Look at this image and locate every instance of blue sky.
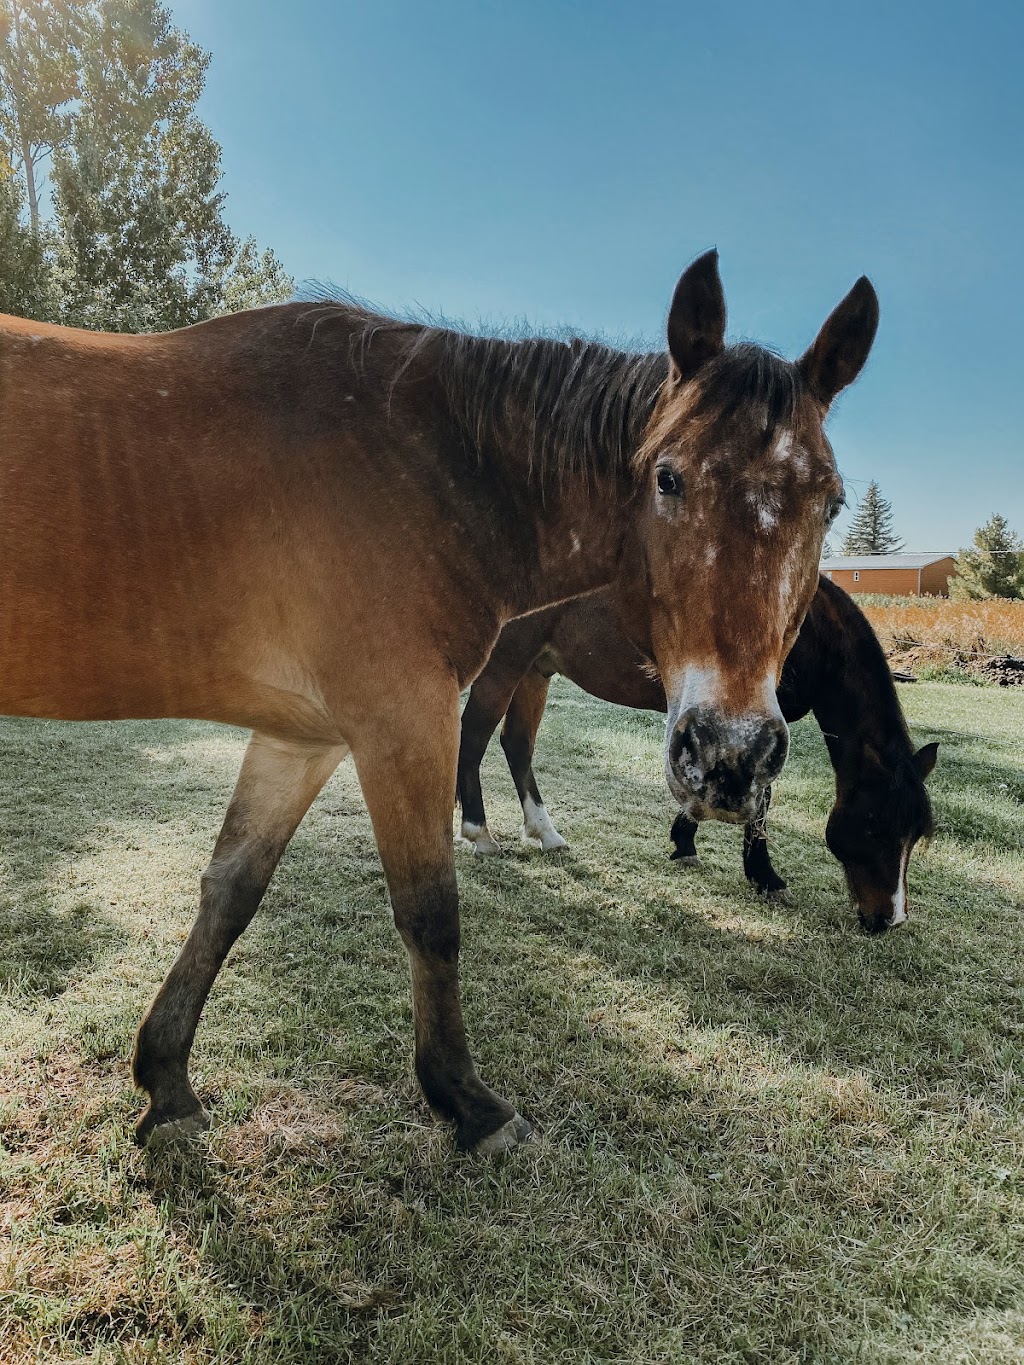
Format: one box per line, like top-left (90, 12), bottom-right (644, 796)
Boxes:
top-left (176, 0), bottom-right (1022, 550)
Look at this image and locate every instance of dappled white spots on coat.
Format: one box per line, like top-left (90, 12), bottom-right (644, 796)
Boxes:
top-left (770, 429), bottom-right (810, 475)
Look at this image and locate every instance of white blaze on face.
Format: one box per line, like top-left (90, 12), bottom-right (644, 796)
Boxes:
top-left (522, 795), bottom-right (568, 852)
top-left (888, 844), bottom-right (911, 927)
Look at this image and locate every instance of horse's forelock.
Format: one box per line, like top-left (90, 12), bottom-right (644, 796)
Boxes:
top-left (632, 343), bottom-right (806, 476)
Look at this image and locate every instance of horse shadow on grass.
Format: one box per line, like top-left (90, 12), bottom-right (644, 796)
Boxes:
top-left (4, 705), bottom-right (1021, 1358)
top-left (132, 799), bottom-right (1024, 1361)
top-left (0, 715), bottom-right (253, 1007)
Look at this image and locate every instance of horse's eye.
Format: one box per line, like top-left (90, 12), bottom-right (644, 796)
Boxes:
top-left (825, 495), bottom-right (845, 525)
top-left (657, 466), bottom-right (683, 497)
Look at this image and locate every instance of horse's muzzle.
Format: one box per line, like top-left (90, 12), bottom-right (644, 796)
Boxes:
top-left (666, 705), bottom-right (789, 822)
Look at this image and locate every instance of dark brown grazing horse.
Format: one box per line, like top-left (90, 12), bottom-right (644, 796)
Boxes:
top-left (458, 577), bottom-right (937, 933)
top-left (0, 252), bottom-right (877, 1153)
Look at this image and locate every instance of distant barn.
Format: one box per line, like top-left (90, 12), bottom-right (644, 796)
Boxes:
top-left (820, 552), bottom-right (957, 597)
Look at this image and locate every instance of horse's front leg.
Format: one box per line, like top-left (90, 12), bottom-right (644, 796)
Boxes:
top-left (356, 687), bottom-right (532, 1154)
top-left (742, 785), bottom-right (788, 899)
top-left (669, 810), bottom-right (701, 863)
top-left (134, 734), bottom-right (347, 1142)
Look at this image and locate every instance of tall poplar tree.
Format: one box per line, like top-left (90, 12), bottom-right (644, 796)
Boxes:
top-left (0, 0), bottom-right (85, 237)
top-left (0, 166), bottom-right (53, 315)
top-left (0, 0), bottom-right (291, 328)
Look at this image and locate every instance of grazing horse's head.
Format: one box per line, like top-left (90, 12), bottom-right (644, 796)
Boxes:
top-left (826, 741), bottom-right (938, 933)
top-left (633, 251), bottom-right (879, 823)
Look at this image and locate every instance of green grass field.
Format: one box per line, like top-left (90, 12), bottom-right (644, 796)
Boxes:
top-left (1, 682), bottom-right (1022, 1363)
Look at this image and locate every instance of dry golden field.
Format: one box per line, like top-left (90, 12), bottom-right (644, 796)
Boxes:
top-left (854, 595), bottom-right (1024, 682)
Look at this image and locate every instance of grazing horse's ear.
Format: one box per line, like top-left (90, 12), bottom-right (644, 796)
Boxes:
top-left (914, 741), bottom-right (939, 779)
top-left (797, 276), bottom-right (880, 410)
top-left (667, 249), bottom-right (727, 384)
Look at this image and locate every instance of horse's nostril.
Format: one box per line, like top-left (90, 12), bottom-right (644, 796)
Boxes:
top-left (671, 709), bottom-right (715, 777)
top-left (857, 910), bottom-right (889, 936)
top-left (764, 722), bottom-right (789, 779)
top-left (669, 726), bottom-right (686, 769)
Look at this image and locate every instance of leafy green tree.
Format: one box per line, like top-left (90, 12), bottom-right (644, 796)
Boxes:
top-left (1, 0), bottom-right (291, 328)
top-left (218, 235), bottom-right (294, 315)
top-left (0, 164), bottom-right (54, 316)
top-left (0, 0), bottom-right (86, 236)
top-left (52, 0), bottom-right (291, 330)
top-left (950, 515), bottom-right (1024, 600)
top-left (840, 481), bottom-right (904, 555)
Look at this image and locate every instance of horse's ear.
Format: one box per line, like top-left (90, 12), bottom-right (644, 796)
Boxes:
top-left (667, 249), bottom-right (727, 384)
top-left (797, 276), bottom-right (879, 410)
top-left (914, 741), bottom-right (939, 779)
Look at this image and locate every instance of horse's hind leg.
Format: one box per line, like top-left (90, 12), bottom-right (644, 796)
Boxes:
top-left (457, 638), bottom-right (546, 855)
top-left (133, 733), bottom-right (346, 1143)
top-left (500, 671), bottom-right (565, 851)
top-left (742, 786), bottom-right (788, 899)
top-left (357, 686), bottom-right (530, 1154)
top-left (457, 690), bottom-right (508, 856)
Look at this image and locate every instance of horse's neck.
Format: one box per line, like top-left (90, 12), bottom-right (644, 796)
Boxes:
top-left (510, 478), bottom-right (640, 614)
top-left (428, 332), bottom-right (664, 616)
top-left (810, 607), bottom-right (912, 784)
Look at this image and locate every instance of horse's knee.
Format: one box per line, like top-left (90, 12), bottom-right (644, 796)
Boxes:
top-left (392, 876), bottom-right (461, 962)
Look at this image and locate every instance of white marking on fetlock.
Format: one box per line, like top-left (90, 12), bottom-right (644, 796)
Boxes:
top-left (473, 1113), bottom-right (533, 1156)
top-left (522, 795), bottom-right (568, 852)
top-left (459, 820), bottom-right (502, 856)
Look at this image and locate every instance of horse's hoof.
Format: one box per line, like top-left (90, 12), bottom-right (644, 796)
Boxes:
top-left (135, 1105), bottom-right (211, 1146)
top-left (457, 823), bottom-right (502, 856)
top-left (671, 853), bottom-right (700, 866)
top-left (529, 831), bottom-right (568, 854)
top-left (765, 887), bottom-right (792, 906)
top-left (521, 801), bottom-right (566, 854)
top-left (471, 1112), bottom-right (534, 1156)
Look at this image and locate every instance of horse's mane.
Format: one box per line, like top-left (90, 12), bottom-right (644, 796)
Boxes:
top-left (296, 286), bottom-right (803, 485)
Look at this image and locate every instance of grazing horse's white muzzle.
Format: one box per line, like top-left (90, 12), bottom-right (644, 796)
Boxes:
top-left (664, 668), bottom-right (789, 823)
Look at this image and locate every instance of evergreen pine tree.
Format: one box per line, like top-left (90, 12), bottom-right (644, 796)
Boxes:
top-left (840, 481), bottom-right (904, 555)
top-left (950, 515), bottom-right (1024, 600)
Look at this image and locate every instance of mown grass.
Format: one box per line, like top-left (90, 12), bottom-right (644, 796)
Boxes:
top-left (1, 683), bottom-right (1022, 1363)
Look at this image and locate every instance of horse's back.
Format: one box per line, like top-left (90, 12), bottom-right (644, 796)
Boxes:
top-left (0, 306), bottom-right (432, 735)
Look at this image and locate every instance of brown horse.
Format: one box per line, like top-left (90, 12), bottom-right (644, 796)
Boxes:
top-left (458, 578), bottom-right (936, 932)
top-left (0, 252), bottom-right (877, 1152)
